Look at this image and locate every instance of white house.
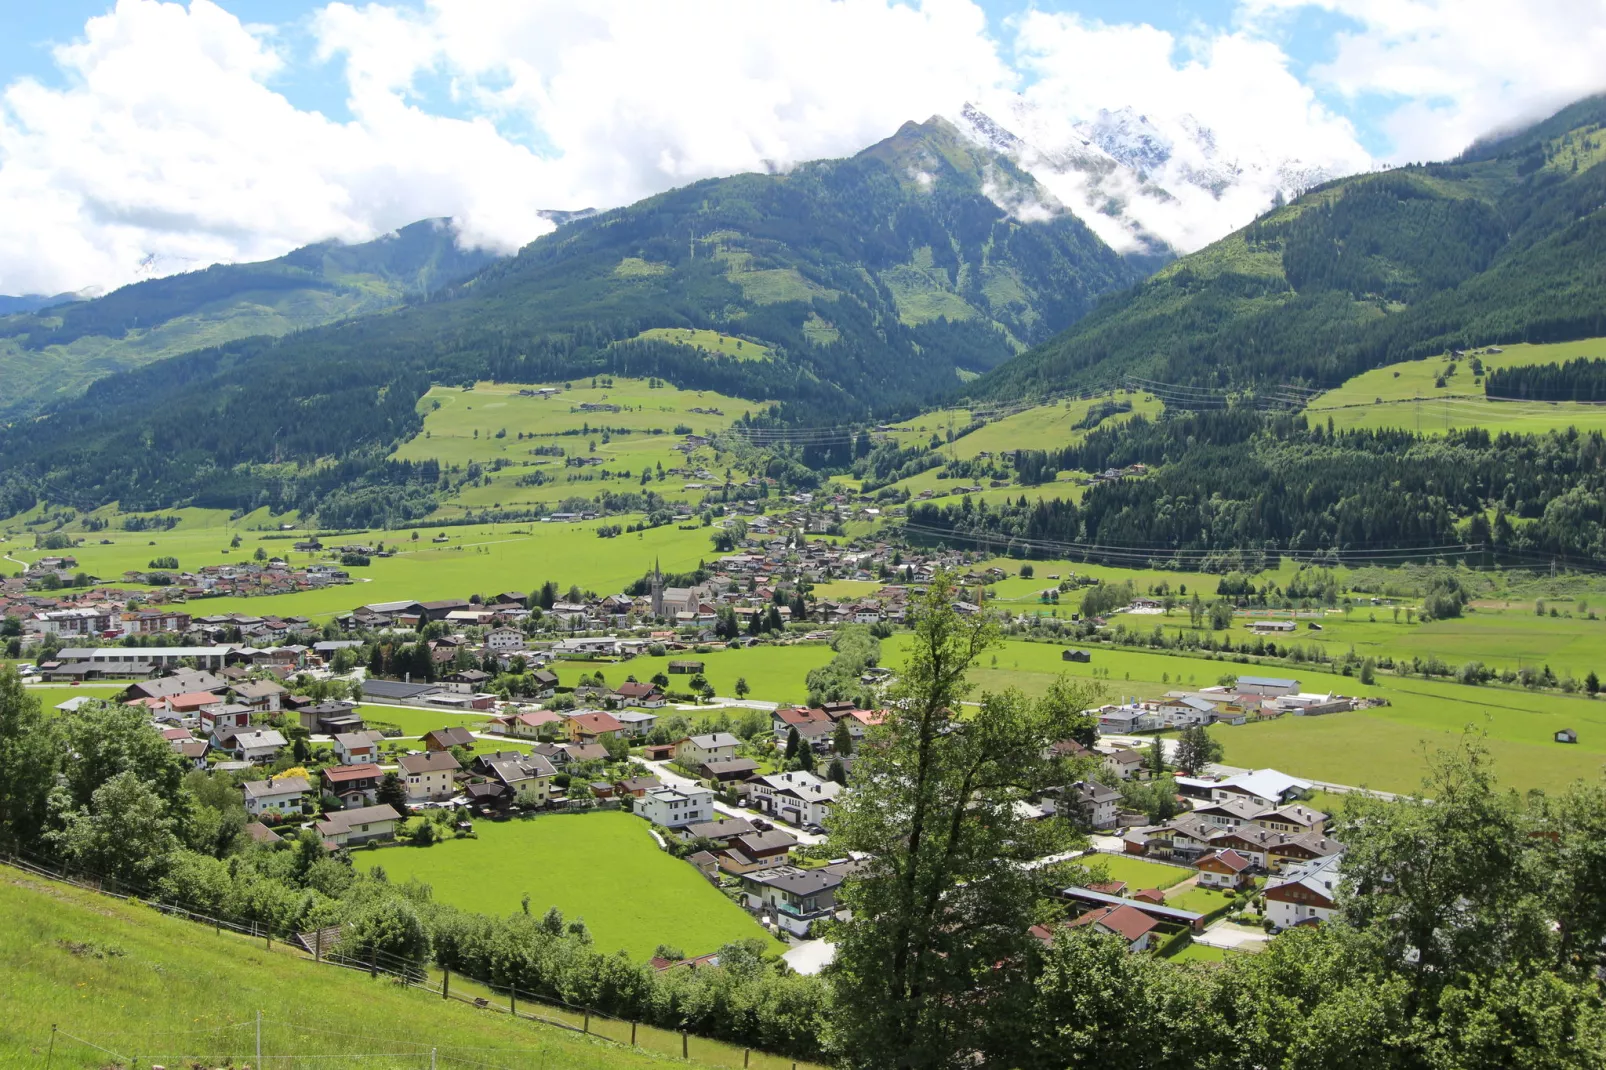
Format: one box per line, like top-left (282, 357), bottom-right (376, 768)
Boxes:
top-left (674, 732), bottom-right (741, 767)
top-left (485, 628), bottom-right (525, 652)
top-left (1072, 780), bottom-right (1121, 830)
top-left (241, 776), bottom-right (310, 817)
top-left (747, 770), bottom-right (841, 828)
top-left (739, 863), bottom-right (850, 937)
top-left (314, 804), bottom-right (401, 847)
top-left (1210, 769), bottom-right (1311, 809)
top-left (1264, 854), bottom-right (1342, 929)
top-left (637, 785), bottom-right (715, 828)
top-left (398, 750), bottom-right (461, 802)
top-left (334, 731), bottom-right (382, 765)
top-left (229, 729), bottom-right (287, 764)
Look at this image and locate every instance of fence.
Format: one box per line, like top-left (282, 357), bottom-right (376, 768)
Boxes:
top-left (2, 849), bottom-right (826, 1070)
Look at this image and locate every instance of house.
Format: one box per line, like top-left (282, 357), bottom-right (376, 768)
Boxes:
top-left (299, 702), bottom-right (365, 735)
top-left (701, 757), bottom-right (761, 783)
top-left (227, 728), bottom-right (288, 763)
top-left (1259, 804), bottom-right (1328, 836)
top-left (314, 804), bottom-right (402, 847)
top-left (174, 738), bottom-right (210, 769)
top-left (322, 763), bottom-right (383, 809)
top-left (1065, 904), bottom-right (1160, 952)
top-left (1208, 769), bottom-right (1311, 809)
top-left (1102, 748), bottom-right (1150, 781)
top-left (361, 678), bottom-right (441, 703)
top-left (1247, 620), bottom-right (1297, 634)
top-left (1061, 649), bottom-right (1092, 663)
top-left (612, 710), bottom-right (658, 738)
top-left (480, 753), bottom-right (559, 805)
top-left (485, 627), bottom-right (526, 652)
top-left (675, 732), bottom-right (741, 767)
top-left (1192, 797), bottom-right (1267, 830)
top-left (614, 775), bottom-right (663, 798)
top-left (121, 670), bottom-right (228, 703)
top-left (1264, 854), bottom-right (1342, 929)
top-left (441, 669), bottom-right (492, 695)
top-left (1556, 728), bottom-right (1579, 744)
top-left (1071, 780), bottom-right (1122, 830)
top-left (566, 711), bottom-right (625, 743)
top-left (493, 709), bottom-right (563, 739)
top-left (739, 863), bottom-right (851, 936)
top-left (1264, 830), bottom-right (1346, 871)
top-left (199, 701), bottom-right (251, 738)
top-left (243, 822), bottom-right (282, 845)
top-left (561, 742), bottom-right (610, 763)
top-left (334, 731), bottom-right (382, 766)
top-left (241, 775), bottom-right (310, 817)
top-left (729, 829), bottom-right (797, 863)
top-left (612, 682), bottom-right (666, 709)
top-left (398, 750), bottom-right (461, 802)
top-left (637, 785), bottom-right (716, 828)
top-left (228, 679), bottom-right (287, 712)
top-left (746, 770), bottom-right (841, 828)
top-left (422, 726), bottom-right (477, 752)
top-left (681, 817), bottom-right (758, 846)
top-left (1195, 849), bottom-right (1254, 890)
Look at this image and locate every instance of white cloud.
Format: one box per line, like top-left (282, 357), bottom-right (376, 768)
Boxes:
top-left (1245, 0), bottom-right (1606, 161)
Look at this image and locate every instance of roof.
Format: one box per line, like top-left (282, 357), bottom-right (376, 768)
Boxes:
top-left (230, 729), bottom-right (287, 750)
top-left (244, 821), bottom-right (282, 844)
top-left (1215, 769), bottom-right (1311, 801)
top-left (613, 682), bottom-right (660, 698)
top-left (423, 726), bottom-right (477, 747)
top-left (1070, 904), bottom-right (1160, 943)
top-left (1199, 849), bottom-right (1252, 873)
top-left (315, 804), bottom-right (402, 836)
top-left (1237, 676), bottom-right (1299, 688)
top-left (242, 776), bottom-right (310, 799)
top-left (1264, 853), bottom-right (1343, 902)
top-left (1063, 887), bottom-right (1204, 924)
top-left (685, 732), bottom-right (741, 749)
top-left (743, 864), bottom-right (847, 896)
top-left (334, 732), bottom-right (378, 750)
top-left (563, 743), bottom-right (609, 762)
top-left (731, 830), bottom-right (797, 854)
top-left (399, 751), bottom-right (461, 774)
top-left (568, 712), bottom-right (625, 734)
top-left (323, 763), bottom-right (382, 784)
top-left (361, 679), bottom-right (439, 700)
top-left (702, 758), bottom-right (761, 776)
top-left (684, 817), bottom-right (756, 840)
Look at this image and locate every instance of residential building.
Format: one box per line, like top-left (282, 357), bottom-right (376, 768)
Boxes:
top-left (1065, 904), bottom-right (1159, 952)
top-left (1195, 849), bottom-right (1254, 890)
top-left (739, 863), bottom-right (851, 937)
top-left (241, 776), bottom-right (310, 817)
top-left (746, 770), bottom-right (841, 828)
top-left (422, 726), bottom-right (477, 752)
top-left (1102, 748), bottom-right (1150, 781)
top-left (567, 711), bottom-right (625, 743)
top-left (398, 750), bottom-right (461, 802)
top-left (637, 785), bottom-right (715, 828)
top-left (333, 731), bottom-right (382, 766)
top-left (314, 804), bottom-right (402, 847)
top-left (227, 729), bottom-right (287, 763)
top-left (1264, 854), bottom-right (1342, 929)
top-left (675, 732), bottom-right (741, 767)
top-left (322, 763), bottom-right (383, 809)
top-left (1071, 780), bottom-right (1122, 830)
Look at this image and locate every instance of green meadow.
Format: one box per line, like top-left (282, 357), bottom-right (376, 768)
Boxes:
top-left (885, 392), bottom-right (1164, 459)
top-left (1307, 336), bottom-right (1606, 435)
top-left (879, 635), bottom-right (1606, 794)
top-left (0, 870), bottom-right (814, 1070)
top-left (361, 812), bottom-right (782, 959)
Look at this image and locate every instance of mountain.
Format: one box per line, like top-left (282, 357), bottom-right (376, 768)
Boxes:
top-left (953, 100), bottom-right (1345, 259)
top-left (0, 218), bottom-right (512, 418)
top-left (0, 118), bottom-right (1146, 517)
top-left (0, 291), bottom-right (84, 317)
top-left (974, 93), bottom-right (1606, 401)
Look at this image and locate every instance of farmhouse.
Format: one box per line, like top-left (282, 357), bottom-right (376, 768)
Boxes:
top-left (1195, 849), bottom-right (1254, 890)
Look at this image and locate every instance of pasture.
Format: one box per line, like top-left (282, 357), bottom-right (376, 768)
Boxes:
top-left (360, 811), bottom-right (783, 959)
top-left (557, 642), bottom-right (838, 705)
top-left (879, 635), bottom-right (1606, 794)
top-left (1307, 336), bottom-right (1606, 435)
top-left (884, 392), bottom-right (1163, 460)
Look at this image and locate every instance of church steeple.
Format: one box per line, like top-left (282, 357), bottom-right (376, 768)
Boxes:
top-left (650, 557), bottom-right (665, 619)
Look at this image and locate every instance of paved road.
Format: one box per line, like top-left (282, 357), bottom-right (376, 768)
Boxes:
top-left (637, 757), bottom-right (827, 845)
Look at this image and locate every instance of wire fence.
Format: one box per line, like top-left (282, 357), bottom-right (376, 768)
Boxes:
top-left (5, 850), bottom-right (825, 1070)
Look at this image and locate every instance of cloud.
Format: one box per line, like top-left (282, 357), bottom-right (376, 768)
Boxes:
top-left (1245, 0), bottom-right (1606, 161)
top-left (0, 0), bottom-right (1014, 294)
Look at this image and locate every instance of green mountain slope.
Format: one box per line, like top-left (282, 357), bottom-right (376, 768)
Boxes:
top-left (0, 218), bottom-right (508, 418)
top-left (975, 94), bottom-right (1606, 400)
top-left (0, 118), bottom-right (1147, 516)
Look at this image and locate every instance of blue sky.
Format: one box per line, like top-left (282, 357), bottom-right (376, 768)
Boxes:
top-left (0, 0), bottom-right (1599, 294)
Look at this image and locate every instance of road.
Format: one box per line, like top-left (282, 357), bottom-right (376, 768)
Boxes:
top-left (1099, 735), bottom-right (1402, 802)
top-left (637, 757), bottom-right (827, 845)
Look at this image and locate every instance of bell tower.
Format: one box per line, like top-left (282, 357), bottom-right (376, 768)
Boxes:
top-left (650, 558), bottom-right (664, 619)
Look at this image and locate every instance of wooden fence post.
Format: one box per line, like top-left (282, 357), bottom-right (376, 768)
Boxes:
top-left (631, 1021), bottom-right (637, 1046)
top-left (511, 987), bottom-right (517, 1016)
top-left (682, 1030), bottom-right (688, 1060)
top-left (584, 1008), bottom-right (590, 1034)
top-left (442, 965), bottom-right (450, 1000)
top-left (745, 1048), bottom-right (751, 1068)
top-left (315, 927), bottom-right (322, 963)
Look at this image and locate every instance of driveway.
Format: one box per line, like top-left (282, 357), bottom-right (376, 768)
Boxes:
top-left (635, 757), bottom-right (827, 845)
top-left (1193, 921), bottom-right (1270, 952)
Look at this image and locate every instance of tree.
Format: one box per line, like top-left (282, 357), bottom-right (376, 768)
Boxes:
top-left (1587, 670), bottom-right (1601, 696)
top-left (1146, 740), bottom-right (1165, 777)
top-left (833, 718), bottom-right (854, 756)
top-left (339, 896), bottom-right (431, 979)
top-left (784, 725), bottom-right (801, 761)
top-left (377, 772), bottom-right (407, 812)
top-left (1174, 725), bottom-right (1222, 775)
top-left (797, 740), bottom-right (816, 773)
top-left (734, 677), bottom-right (750, 700)
top-left (828, 571), bottom-right (1102, 1069)
top-left (0, 668), bottom-right (55, 852)
top-left (49, 771), bottom-right (181, 887)
top-left (826, 757), bottom-right (848, 785)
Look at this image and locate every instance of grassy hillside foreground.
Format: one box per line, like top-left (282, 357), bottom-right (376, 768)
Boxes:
top-left (0, 868), bottom-right (814, 1070)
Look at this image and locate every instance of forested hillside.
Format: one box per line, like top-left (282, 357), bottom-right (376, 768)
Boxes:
top-left (0, 218), bottom-right (508, 418)
top-left (0, 118), bottom-right (1144, 517)
top-left (975, 94), bottom-right (1606, 399)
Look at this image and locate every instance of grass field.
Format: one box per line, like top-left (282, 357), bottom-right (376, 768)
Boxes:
top-left (0, 868), bottom-right (791, 1070)
top-left (360, 812), bottom-right (783, 959)
top-left (573, 643), bottom-right (839, 705)
top-left (1082, 854), bottom-right (1193, 891)
top-left (881, 634), bottom-right (1606, 793)
top-left (885, 392), bottom-right (1163, 460)
top-left (1308, 337), bottom-right (1606, 434)
top-left (633, 328), bottom-right (773, 360)
top-left (1166, 942), bottom-right (1242, 963)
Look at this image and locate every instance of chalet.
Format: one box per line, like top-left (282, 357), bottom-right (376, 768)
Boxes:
top-left (398, 750), bottom-right (461, 802)
top-left (228, 679), bottom-right (288, 712)
top-left (1192, 797), bottom-right (1267, 830)
top-left (1264, 854), bottom-right (1342, 929)
top-left (174, 738), bottom-right (210, 769)
top-left (675, 732), bottom-right (741, 767)
top-left (612, 710), bottom-right (658, 738)
top-left (226, 728), bottom-right (287, 763)
top-left (480, 753), bottom-right (558, 804)
top-left (314, 804), bottom-right (401, 847)
top-left (441, 669), bottom-right (492, 695)
top-left (322, 763), bottom-right (383, 809)
top-left (241, 775), bottom-right (310, 817)
top-left (566, 711), bottom-right (626, 743)
top-left (1072, 780), bottom-right (1122, 830)
top-left (1259, 804), bottom-right (1328, 836)
top-left (1102, 748), bottom-right (1150, 781)
top-left (746, 770), bottom-right (841, 828)
top-left (700, 757), bottom-right (761, 783)
top-left (122, 670), bottom-right (228, 703)
top-left (614, 775), bottom-right (663, 798)
top-left (680, 817), bottom-right (757, 846)
top-left (422, 726), bottom-right (477, 752)
top-left (493, 709), bottom-right (564, 739)
top-left (1065, 904), bottom-right (1160, 952)
top-left (1195, 849), bottom-right (1254, 891)
top-left (1209, 769), bottom-right (1311, 809)
top-left (612, 681), bottom-right (666, 708)
top-left (333, 731), bottom-right (382, 766)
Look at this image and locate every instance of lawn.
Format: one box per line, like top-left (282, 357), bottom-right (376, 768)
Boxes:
top-left (355, 703), bottom-right (496, 738)
top-left (1166, 885), bottom-right (1244, 915)
top-left (1307, 336), bottom-right (1606, 435)
top-left (1081, 854), bottom-right (1193, 891)
top-left (360, 812), bottom-right (783, 959)
top-left (573, 643), bottom-right (838, 705)
top-left (1166, 942), bottom-right (1242, 963)
top-left (0, 868), bottom-right (761, 1070)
